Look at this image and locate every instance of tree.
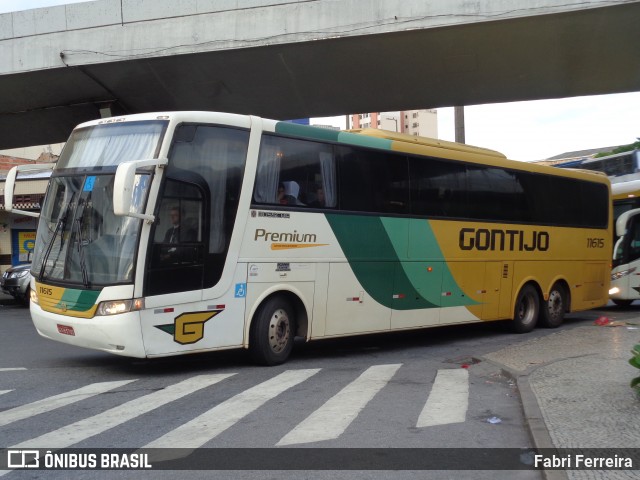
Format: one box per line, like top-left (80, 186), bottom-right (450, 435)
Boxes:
top-left (594, 138), bottom-right (640, 158)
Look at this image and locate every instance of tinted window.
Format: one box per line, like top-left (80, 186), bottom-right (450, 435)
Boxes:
top-left (254, 135), bottom-right (337, 208)
top-left (409, 155), bottom-right (607, 228)
top-left (466, 166), bottom-right (529, 222)
top-left (337, 146), bottom-right (409, 214)
top-left (252, 133), bottom-right (607, 228)
top-left (409, 157), bottom-right (467, 218)
top-left (519, 172), bottom-right (608, 228)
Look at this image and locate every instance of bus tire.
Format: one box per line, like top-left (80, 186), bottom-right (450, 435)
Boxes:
top-left (512, 284), bottom-right (539, 333)
top-left (21, 287), bottom-right (31, 307)
top-left (249, 296), bottom-right (295, 366)
top-left (539, 282), bottom-right (566, 328)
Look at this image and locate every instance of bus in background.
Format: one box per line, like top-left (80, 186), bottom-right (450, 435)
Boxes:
top-left (555, 150), bottom-right (640, 221)
top-left (556, 153), bottom-right (640, 307)
top-left (4, 112), bottom-right (612, 365)
top-left (612, 179), bottom-right (640, 221)
top-left (610, 206), bottom-right (640, 307)
top-left (556, 149), bottom-right (640, 184)
top-left (609, 181), bottom-right (640, 306)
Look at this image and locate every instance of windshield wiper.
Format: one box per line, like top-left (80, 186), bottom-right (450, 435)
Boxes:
top-left (74, 217), bottom-right (90, 288)
top-left (38, 207), bottom-right (71, 280)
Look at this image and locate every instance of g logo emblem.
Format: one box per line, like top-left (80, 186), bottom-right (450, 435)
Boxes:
top-left (174, 311), bottom-right (221, 344)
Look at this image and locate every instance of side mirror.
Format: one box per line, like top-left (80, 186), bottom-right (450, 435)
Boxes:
top-left (113, 158), bottom-right (167, 222)
top-left (4, 163), bottom-right (55, 218)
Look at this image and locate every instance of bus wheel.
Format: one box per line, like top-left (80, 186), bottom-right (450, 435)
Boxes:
top-left (249, 296), bottom-right (295, 366)
top-left (22, 287), bottom-right (31, 307)
top-left (539, 283), bottom-right (566, 328)
top-left (512, 284), bottom-right (539, 333)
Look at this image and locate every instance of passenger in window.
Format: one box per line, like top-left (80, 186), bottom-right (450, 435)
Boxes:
top-left (277, 183), bottom-right (286, 204)
top-left (163, 207), bottom-right (196, 243)
top-left (160, 206), bottom-right (196, 264)
top-left (164, 207), bottom-right (183, 243)
top-left (308, 185), bottom-right (326, 208)
top-left (280, 181), bottom-right (305, 206)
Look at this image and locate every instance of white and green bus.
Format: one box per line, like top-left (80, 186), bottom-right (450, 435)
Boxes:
top-left (609, 181), bottom-right (640, 306)
top-left (5, 112), bottom-right (612, 364)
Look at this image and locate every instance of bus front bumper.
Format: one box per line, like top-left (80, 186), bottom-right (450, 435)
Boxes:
top-left (30, 303), bottom-right (147, 358)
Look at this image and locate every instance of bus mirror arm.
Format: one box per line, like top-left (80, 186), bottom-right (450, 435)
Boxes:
top-left (4, 163), bottom-right (56, 218)
top-left (613, 236), bottom-right (625, 262)
top-left (113, 157), bottom-right (168, 222)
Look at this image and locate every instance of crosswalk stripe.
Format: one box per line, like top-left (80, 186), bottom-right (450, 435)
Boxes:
top-left (0, 380), bottom-right (135, 428)
top-left (0, 368), bottom-right (27, 372)
top-left (277, 363), bottom-right (402, 446)
top-left (11, 374), bottom-right (234, 449)
top-left (0, 390), bottom-right (12, 396)
top-left (145, 369), bottom-right (321, 450)
top-left (416, 369), bottom-right (469, 428)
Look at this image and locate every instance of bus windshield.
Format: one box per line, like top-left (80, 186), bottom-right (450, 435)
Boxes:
top-left (56, 120), bottom-right (167, 169)
top-left (31, 121), bottom-right (165, 287)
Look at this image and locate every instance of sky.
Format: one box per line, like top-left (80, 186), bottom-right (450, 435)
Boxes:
top-left (313, 91), bottom-right (640, 162)
top-left (1, 0), bottom-right (639, 161)
top-left (0, 0), bottom-right (93, 13)
top-left (435, 93), bottom-right (640, 161)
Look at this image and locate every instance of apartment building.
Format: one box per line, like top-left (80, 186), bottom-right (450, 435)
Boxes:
top-left (349, 109), bottom-right (438, 138)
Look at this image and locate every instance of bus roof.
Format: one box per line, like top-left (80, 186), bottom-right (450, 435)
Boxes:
top-left (612, 179), bottom-right (640, 200)
top-left (348, 128), bottom-right (507, 159)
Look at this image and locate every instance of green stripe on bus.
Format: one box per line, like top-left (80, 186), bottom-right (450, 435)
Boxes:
top-left (274, 122), bottom-right (393, 151)
top-left (275, 122), bottom-right (340, 142)
top-left (381, 217), bottom-right (477, 308)
top-left (326, 214), bottom-right (476, 310)
top-left (336, 131), bottom-right (393, 150)
top-left (55, 288), bottom-right (101, 312)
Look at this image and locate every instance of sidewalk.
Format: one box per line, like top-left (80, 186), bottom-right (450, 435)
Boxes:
top-left (483, 316), bottom-right (640, 480)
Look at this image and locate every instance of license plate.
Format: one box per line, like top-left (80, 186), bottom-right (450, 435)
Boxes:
top-left (57, 324), bottom-right (75, 336)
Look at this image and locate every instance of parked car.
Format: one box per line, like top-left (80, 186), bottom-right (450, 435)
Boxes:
top-left (1, 263), bottom-right (32, 306)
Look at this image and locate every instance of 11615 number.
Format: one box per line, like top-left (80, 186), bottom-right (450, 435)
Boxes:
top-left (587, 238), bottom-right (605, 248)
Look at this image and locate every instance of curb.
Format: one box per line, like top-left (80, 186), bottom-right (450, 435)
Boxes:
top-left (516, 372), bottom-right (568, 480)
top-left (480, 358), bottom-right (569, 480)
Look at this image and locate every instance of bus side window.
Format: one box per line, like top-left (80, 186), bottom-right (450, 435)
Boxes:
top-left (253, 135), bottom-right (337, 209)
top-left (336, 146), bottom-right (409, 214)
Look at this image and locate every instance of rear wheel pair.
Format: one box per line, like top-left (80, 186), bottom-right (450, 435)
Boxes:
top-left (512, 283), bottom-right (566, 333)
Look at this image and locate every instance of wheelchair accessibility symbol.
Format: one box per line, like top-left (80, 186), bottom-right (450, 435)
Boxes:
top-left (235, 283), bottom-right (246, 298)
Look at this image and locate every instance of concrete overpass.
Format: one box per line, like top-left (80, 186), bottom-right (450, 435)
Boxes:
top-left (1, 0), bottom-right (639, 149)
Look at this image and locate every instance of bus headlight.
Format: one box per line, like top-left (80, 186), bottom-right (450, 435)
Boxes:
top-left (30, 288), bottom-right (39, 305)
top-left (97, 298), bottom-right (145, 316)
top-left (609, 286), bottom-right (621, 295)
top-left (611, 267), bottom-right (636, 281)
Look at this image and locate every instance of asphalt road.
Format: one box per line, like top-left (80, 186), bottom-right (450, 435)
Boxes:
top-left (1, 300), bottom-right (626, 480)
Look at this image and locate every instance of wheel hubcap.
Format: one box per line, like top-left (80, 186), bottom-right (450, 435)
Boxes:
top-left (548, 290), bottom-right (563, 321)
top-left (518, 292), bottom-right (536, 325)
top-left (268, 308), bottom-right (290, 353)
